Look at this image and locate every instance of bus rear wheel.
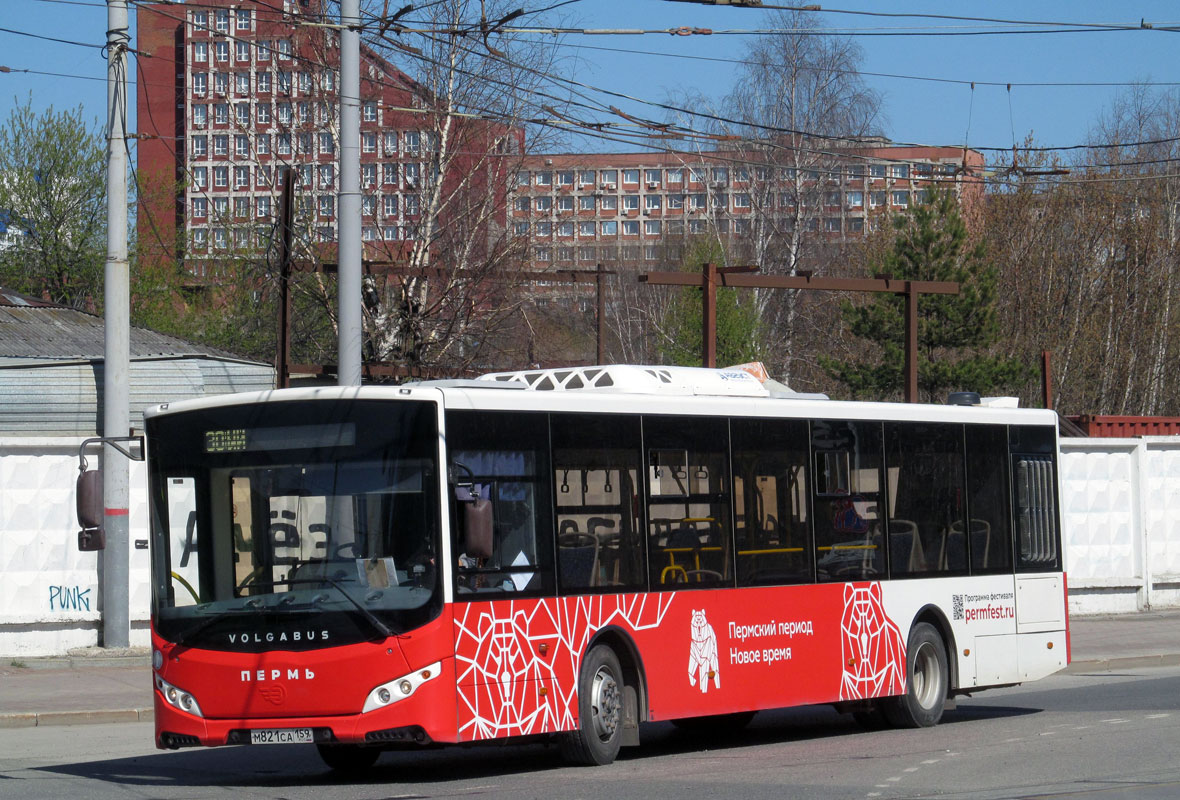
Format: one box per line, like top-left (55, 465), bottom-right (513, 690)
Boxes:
top-left (561, 644), bottom-right (624, 766)
top-left (883, 622), bottom-right (948, 728)
top-left (316, 743), bottom-right (380, 773)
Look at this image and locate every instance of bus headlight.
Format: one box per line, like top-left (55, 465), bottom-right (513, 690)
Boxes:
top-left (155, 675), bottom-right (204, 718)
top-left (362, 661), bottom-right (441, 713)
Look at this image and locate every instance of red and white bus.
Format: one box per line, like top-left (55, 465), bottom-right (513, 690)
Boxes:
top-left (144, 364), bottom-right (1068, 770)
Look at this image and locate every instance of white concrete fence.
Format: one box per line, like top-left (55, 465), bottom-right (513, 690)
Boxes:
top-left (0, 435), bottom-right (1176, 657)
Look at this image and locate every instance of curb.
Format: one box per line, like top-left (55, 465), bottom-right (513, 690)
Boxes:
top-left (1064, 653), bottom-right (1180, 673)
top-left (0, 708), bottom-right (154, 729)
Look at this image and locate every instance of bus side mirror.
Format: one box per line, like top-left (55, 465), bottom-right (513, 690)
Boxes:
top-left (77, 469), bottom-right (105, 551)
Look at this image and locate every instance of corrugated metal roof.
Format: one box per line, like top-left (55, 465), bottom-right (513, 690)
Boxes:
top-left (0, 359), bottom-right (274, 436)
top-left (0, 286), bottom-right (254, 362)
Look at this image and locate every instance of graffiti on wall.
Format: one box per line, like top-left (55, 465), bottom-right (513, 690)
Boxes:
top-left (48, 586), bottom-right (92, 612)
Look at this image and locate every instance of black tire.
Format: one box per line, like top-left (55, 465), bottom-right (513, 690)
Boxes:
top-left (316, 743), bottom-right (381, 773)
top-left (670, 711), bottom-right (755, 733)
top-left (882, 622), bottom-right (948, 728)
top-left (561, 644), bottom-right (624, 766)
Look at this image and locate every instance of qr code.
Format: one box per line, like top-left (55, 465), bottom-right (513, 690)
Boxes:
top-left (952, 594), bottom-right (964, 621)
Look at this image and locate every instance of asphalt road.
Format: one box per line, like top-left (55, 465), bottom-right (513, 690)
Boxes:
top-left (3, 665), bottom-right (1180, 800)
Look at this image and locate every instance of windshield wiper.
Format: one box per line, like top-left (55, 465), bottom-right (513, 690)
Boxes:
top-left (282, 576), bottom-right (395, 640)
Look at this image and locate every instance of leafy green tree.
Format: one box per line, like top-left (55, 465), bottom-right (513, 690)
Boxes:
top-left (658, 238), bottom-right (762, 367)
top-left (0, 97), bottom-right (105, 308)
top-left (822, 187), bottom-right (1030, 400)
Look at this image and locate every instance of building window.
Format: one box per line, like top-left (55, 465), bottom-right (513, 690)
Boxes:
top-left (362, 195), bottom-right (376, 216)
top-left (383, 163), bottom-right (397, 185)
top-left (256, 165), bottom-right (271, 187)
top-left (235, 103), bottom-right (249, 126)
top-left (213, 166), bottom-right (228, 188)
top-left (234, 135), bottom-right (249, 157)
top-left (892, 191), bottom-right (909, 207)
top-left (212, 197), bottom-right (228, 218)
top-left (212, 135), bottom-right (228, 155)
top-left (666, 168), bottom-right (683, 184)
top-left (403, 162), bottom-right (420, 187)
top-left (601, 220), bottom-right (618, 235)
top-left (599, 169), bottom-right (617, 186)
top-left (191, 10), bottom-right (208, 29)
top-left (362, 163), bottom-right (376, 187)
top-left (668, 194), bottom-right (684, 209)
top-left (824, 191), bottom-right (840, 207)
top-left (190, 135), bottom-right (207, 157)
top-left (847, 191), bottom-right (864, 207)
top-left (277, 134), bottom-right (291, 155)
top-left (233, 72), bottom-right (249, 94)
top-left (644, 220), bottom-right (661, 235)
top-left (319, 132), bottom-right (335, 155)
top-left (192, 73), bottom-right (207, 96)
top-left (383, 195), bottom-right (398, 216)
top-left (213, 103), bottom-right (228, 125)
top-left (558, 221), bottom-right (574, 237)
top-left (579, 169), bottom-right (595, 185)
top-left (557, 196), bottom-right (574, 212)
top-left (644, 195), bottom-right (661, 211)
top-left (578, 221), bottom-right (595, 237)
top-left (215, 9), bottom-right (229, 33)
top-left (233, 197), bottom-right (249, 218)
top-left (622, 220), bottom-right (639, 236)
top-left (318, 195), bottom-right (335, 218)
top-left (193, 42), bottom-right (208, 63)
top-left (535, 247), bottom-right (551, 262)
top-left (600, 195), bottom-right (617, 211)
top-left (514, 196), bottom-right (531, 212)
top-left (192, 104), bottom-right (207, 127)
top-left (383, 132), bottom-right (397, 154)
top-left (870, 190), bottom-right (886, 207)
top-left (254, 104), bottom-right (270, 125)
top-left (578, 195), bottom-right (595, 211)
top-left (690, 193), bottom-right (706, 210)
top-left (889, 164), bottom-right (909, 179)
top-left (622, 169), bottom-right (639, 184)
top-left (234, 166), bottom-right (249, 188)
top-left (711, 193), bottom-right (728, 209)
top-left (277, 39), bottom-right (292, 60)
top-left (213, 227), bottom-right (227, 249)
top-left (256, 72), bottom-right (271, 94)
top-left (298, 71), bottom-right (312, 94)
top-left (236, 8), bottom-right (250, 30)
top-left (644, 169), bottom-right (661, 186)
top-left (404, 194), bottom-right (420, 215)
top-left (734, 218), bottom-right (749, 234)
top-left (213, 72), bottom-right (229, 95)
top-left (824, 218), bottom-right (841, 232)
top-left (278, 71), bottom-right (292, 94)
top-left (535, 195), bottom-right (552, 212)
top-left (513, 221), bottom-right (528, 236)
top-left (644, 245), bottom-right (659, 261)
top-left (848, 218), bottom-right (864, 233)
top-left (404, 131), bottom-right (421, 154)
top-left (535, 170), bottom-right (551, 187)
top-left (362, 131), bottom-right (376, 153)
top-left (192, 167), bottom-right (208, 189)
top-left (190, 197), bottom-right (207, 218)
top-left (318, 164), bottom-right (335, 189)
top-left (235, 41), bottom-right (250, 62)
top-left (557, 171), bottom-right (574, 187)
top-left (711, 167), bottom-right (728, 183)
top-left (215, 41), bottom-right (229, 63)
top-left (689, 167), bottom-right (705, 183)
top-left (363, 101), bottom-right (377, 122)
top-left (535, 221), bottom-right (551, 236)
top-left (622, 195), bottom-right (639, 212)
top-left (870, 164), bottom-right (886, 178)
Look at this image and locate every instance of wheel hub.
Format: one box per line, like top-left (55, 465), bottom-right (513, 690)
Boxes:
top-left (591, 667), bottom-right (621, 741)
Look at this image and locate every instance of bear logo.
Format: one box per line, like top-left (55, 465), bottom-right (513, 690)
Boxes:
top-left (688, 609), bottom-right (720, 693)
top-left (839, 582), bottom-right (906, 701)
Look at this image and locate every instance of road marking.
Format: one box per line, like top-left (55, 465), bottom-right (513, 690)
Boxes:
top-left (1102, 718), bottom-right (1128, 724)
top-left (921, 759), bottom-right (940, 765)
top-left (1146, 713), bottom-right (1170, 719)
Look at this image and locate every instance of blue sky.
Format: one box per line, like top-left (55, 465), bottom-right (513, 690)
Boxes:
top-left (2, 0), bottom-right (1178, 166)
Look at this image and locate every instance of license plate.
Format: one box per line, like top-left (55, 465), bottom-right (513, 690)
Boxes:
top-left (249, 728), bottom-right (313, 745)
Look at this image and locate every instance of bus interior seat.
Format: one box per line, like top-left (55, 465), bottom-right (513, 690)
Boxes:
top-left (559, 532), bottom-right (599, 588)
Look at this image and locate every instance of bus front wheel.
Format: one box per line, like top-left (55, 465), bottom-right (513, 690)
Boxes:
top-left (883, 622), bottom-right (948, 728)
top-left (561, 644), bottom-right (624, 766)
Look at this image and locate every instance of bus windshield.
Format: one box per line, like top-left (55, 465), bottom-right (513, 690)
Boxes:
top-left (146, 399), bottom-right (442, 651)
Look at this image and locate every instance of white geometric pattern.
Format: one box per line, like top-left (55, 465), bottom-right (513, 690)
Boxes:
top-left (838, 582), bottom-right (906, 701)
top-left (453, 593), bottom-right (675, 741)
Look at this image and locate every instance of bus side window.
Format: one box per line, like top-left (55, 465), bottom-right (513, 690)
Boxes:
top-left (447, 411), bottom-right (554, 595)
top-left (551, 413), bottom-right (644, 594)
top-left (1010, 425), bottom-right (1061, 572)
top-left (731, 418), bottom-right (811, 587)
top-left (812, 420), bottom-right (884, 582)
top-left (644, 416), bottom-right (733, 589)
top-left (884, 422), bottom-right (967, 577)
top-left (965, 424), bottom-right (1012, 572)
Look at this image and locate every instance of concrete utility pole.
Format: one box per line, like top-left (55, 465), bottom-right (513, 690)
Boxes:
top-left (338, 0), bottom-right (362, 386)
top-left (103, 0), bottom-right (131, 648)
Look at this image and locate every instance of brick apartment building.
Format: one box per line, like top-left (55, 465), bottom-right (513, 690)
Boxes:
top-left (134, 0), bottom-right (983, 282)
top-left (509, 143), bottom-right (985, 270)
top-left (135, 0), bottom-right (510, 276)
